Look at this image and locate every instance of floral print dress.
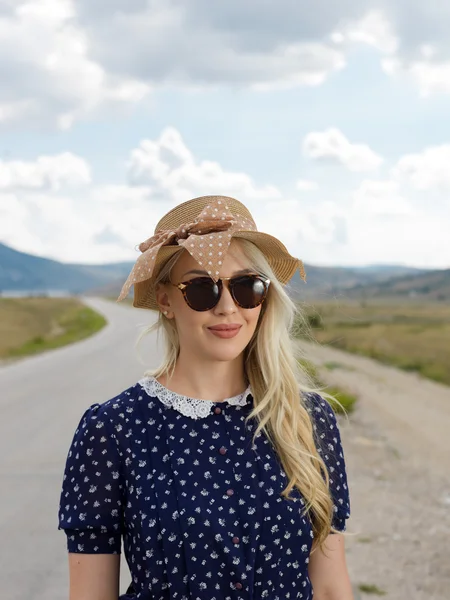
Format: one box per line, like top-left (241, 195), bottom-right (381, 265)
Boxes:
top-left (58, 376), bottom-right (351, 600)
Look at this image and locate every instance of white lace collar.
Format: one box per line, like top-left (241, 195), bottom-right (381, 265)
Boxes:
top-left (138, 375), bottom-right (252, 420)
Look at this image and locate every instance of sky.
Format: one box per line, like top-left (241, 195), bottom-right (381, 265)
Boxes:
top-left (1, 1), bottom-right (450, 269)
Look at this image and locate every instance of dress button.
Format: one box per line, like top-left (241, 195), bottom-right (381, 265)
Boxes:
top-left (214, 407), bottom-right (222, 414)
top-left (226, 488), bottom-right (234, 496)
top-left (232, 536), bottom-right (240, 544)
top-left (235, 582), bottom-right (243, 590)
top-left (219, 447), bottom-right (227, 455)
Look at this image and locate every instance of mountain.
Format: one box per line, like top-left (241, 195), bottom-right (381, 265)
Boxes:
top-left (0, 242), bottom-right (445, 300)
top-left (0, 242), bottom-right (133, 294)
top-left (287, 264), bottom-right (427, 300)
top-left (342, 267), bottom-right (450, 301)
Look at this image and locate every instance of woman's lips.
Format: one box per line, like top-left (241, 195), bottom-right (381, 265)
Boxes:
top-left (207, 325), bottom-right (242, 339)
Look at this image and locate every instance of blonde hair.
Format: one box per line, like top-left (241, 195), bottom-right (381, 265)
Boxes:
top-left (137, 238), bottom-right (349, 553)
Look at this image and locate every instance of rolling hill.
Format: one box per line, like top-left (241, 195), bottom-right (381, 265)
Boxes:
top-left (0, 242), bottom-right (446, 300)
top-left (0, 242), bottom-right (133, 294)
top-left (343, 267), bottom-right (450, 301)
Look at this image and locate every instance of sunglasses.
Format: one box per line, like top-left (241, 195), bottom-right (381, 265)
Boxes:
top-left (172, 274), bottom-right (270, 311)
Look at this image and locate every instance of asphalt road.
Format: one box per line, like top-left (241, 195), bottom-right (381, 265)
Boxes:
top-left (0, 297), bottom-right (159, 600)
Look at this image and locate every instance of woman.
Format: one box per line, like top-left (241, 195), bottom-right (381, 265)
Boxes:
top-left (58, 195), bottom-right (354, 600)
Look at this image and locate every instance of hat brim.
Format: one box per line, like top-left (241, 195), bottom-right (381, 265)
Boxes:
top-left (232, 231), bottom-right (303, 285)
top-left (131, 231), bottom-right (304, 310)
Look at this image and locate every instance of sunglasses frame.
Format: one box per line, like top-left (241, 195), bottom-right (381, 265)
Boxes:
top-left (172, 273), bottom-right (271, 311)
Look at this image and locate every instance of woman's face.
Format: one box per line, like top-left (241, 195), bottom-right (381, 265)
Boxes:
top-left (158, 240), bottom-right (264, 364)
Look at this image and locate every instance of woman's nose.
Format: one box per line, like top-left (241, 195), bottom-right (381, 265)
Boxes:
top-left (213, 280), bottom-right (237, 315)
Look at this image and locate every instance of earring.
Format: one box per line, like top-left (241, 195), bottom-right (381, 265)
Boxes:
top-left (163, 310), bottom-right (168, 316)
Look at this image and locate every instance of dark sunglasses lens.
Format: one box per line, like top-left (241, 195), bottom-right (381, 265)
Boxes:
top-left (185, 278), bottom-right (220, 311)
top-left (232, 276), bottom-right (267, 308)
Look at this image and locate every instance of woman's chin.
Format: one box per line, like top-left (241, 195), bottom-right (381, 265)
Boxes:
top-left (203, 342), bottom-right (246, 363)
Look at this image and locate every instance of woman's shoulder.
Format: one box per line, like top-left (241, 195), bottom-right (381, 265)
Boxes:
top-left (79, 380), bottom-right (150, 428)
top-left (301, 390), bottom-right (335, 416)
top-left (300, 390), bottom-right (341, 440)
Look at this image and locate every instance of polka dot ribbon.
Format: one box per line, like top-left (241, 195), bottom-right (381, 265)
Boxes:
top-left (117, 198), bottom-right (257, 301)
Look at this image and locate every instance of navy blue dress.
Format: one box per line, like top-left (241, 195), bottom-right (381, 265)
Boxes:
top-left (58, 376), bottom-right (351, 600)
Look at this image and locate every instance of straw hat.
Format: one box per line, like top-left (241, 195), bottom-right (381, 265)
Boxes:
top-left (117, 195), bottom-right (306, 310)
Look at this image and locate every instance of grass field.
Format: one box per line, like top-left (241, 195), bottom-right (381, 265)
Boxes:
top-left (295, 299), bottom-right (450, 386)
top-left (0, 297), bottom-right (107, 360)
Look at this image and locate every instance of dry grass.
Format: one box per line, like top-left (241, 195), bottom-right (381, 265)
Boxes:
top-left (295, 299), bottom-right (450, 386)
top-left (0, 297), bottom-right (106, 360)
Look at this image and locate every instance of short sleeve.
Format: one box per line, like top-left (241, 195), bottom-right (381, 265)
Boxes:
top-left (58, 403), bottom-right (125, 553)
top-left (304, 392), bottom-right (351, 533)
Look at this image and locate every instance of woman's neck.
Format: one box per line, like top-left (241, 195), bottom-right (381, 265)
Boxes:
top-left (157, 355), bottom-right (248, 402)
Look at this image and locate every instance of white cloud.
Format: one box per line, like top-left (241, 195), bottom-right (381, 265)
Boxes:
top-left (0, 99), bottom-right (37, 124)
top-left (382, 53), bottom-right (450, 97)
top-left (0, 193), bottom-right (34, 252)
top-left (404, 59), bottom-right (450, 97)
top-left (255, 198), bottom-right (348, 254)
top-left (85, 184), bottom-right (161, 258)
top-left (126, 129), bottom-right (353, 257)
top-left (1, 131), bottom-right (288, 263)
top-left (245, 43), bottom-right (345, 90)
top-left (1, 130), bottom-right (450, 269)
top-left (331, 8), bottom-right (450, 97)
top-left (76, 3), bottom-right (450, 98)
top-left (88, 183), bottom-right (151, 206)
top-left (0, 130), bottom-right (353, 264)
top-left (1, 189), bottom-right (130, 263)
top-left (353, 180), bottom-right (413, 215)
top-left (127, 127), bottom-right (282, 203)
top-left (78, 2), bottom-right (351, 90)
top-left (93, 226), bottom-right (126, 246)
top-left (331, 10), bottom-right (398, 54)
top-left (0, 0), bottom-right (351, 129)
top-left (0, 0), bottom-right (150, 129)
top-left (341, 212), bottom-right (447, 268)
top-left (2, 3), bottom-right (450, 130)
top-left (0, 152), bottom-right (91, 190)
top-left (303, 128), bottom-right (383, 172)
top-left (296, 179), bottom-right (319, 192)
top-left (392, 145), bottom-right (450, 191)
top-left (306, 200), bottom-right (349, 245)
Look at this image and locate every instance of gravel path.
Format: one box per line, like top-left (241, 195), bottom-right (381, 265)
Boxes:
top-left (296, 340), bottom-right (450, 600)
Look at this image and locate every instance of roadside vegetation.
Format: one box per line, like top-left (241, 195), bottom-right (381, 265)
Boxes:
top-left (299, 358), bottom-right (358, 415)
top-left (0, 297), bottom-right (106, 361)
top-left (295, 299), bottom-right (450, 386)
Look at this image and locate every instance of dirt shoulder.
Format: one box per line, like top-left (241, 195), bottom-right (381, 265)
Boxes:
top-left (297, 340), bottom-right (450, 600)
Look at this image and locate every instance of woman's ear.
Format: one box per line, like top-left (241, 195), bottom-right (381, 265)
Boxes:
top-left (155, 282), bottom-right (172, 317)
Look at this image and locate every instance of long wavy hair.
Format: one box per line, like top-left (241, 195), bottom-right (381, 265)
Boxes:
top-left (136, 238), bottom-right (348, 553)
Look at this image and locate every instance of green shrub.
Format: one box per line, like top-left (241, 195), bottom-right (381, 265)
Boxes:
top-left (307, 313), bottom-right (323, 328)
top-left (358, 583), bottom-right (387, 595)
top-left (298, 359), bottom-right (357, 415)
